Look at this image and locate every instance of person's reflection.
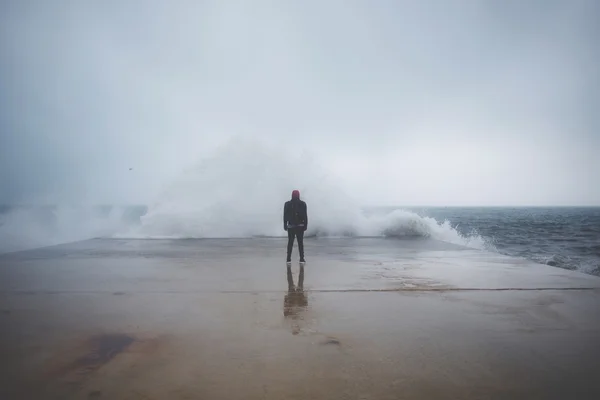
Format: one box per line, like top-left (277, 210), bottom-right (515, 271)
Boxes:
top-left (284, 265), bottom-right (308, 335)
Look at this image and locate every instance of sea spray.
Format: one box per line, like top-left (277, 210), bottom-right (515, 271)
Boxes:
top-left (0, 138), bottom-right (489, 253)
top-left (0, 205), bottom-right (142, 253)
top-left (124, 137), bottom-right (487, 249)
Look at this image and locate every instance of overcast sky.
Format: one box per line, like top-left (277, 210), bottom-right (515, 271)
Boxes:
top-left (1, 0), bottom-right (599, 206)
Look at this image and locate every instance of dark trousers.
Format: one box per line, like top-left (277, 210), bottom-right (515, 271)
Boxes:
top-left (287, 227), bottom-right (305, 261)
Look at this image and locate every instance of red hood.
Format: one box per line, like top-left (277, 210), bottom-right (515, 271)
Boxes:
top-left (291, 190), bottom-right (300, 200)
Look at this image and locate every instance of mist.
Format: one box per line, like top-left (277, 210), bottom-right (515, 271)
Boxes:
top-left (1, 0), bottom-right (599, 207)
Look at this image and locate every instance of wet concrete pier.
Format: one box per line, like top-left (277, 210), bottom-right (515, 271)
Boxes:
top-left (1, 238), bottom-right (599, 399)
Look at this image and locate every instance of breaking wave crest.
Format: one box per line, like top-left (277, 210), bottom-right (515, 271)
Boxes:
top-left (0, 138), bottom-right (490, 253)
top-left (119, 138), bottom-right (489, 250)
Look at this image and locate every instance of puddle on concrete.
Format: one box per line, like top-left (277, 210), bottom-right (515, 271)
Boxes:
top-left (73, 334), bottom-right (135, 370)
top-left (45, 333), bottom-right (137, 387)
top-left (40, 332), bottom-right (169, 397)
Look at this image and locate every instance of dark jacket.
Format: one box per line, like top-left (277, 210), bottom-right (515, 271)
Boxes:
top-left (283, 199), bottom-right (308, 230)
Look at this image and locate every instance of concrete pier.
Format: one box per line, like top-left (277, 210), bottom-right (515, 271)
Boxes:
top-left (1, 238), bottom-right (599, 399)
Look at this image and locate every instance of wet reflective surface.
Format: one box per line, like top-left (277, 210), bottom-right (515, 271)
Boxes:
top-left (1, 238), bottom-right (600, 399)
top-left (284, 265), bottom-right (308, 335)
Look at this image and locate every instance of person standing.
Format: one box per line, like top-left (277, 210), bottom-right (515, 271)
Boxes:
top-left (283, 190), bottom-right (308, 264)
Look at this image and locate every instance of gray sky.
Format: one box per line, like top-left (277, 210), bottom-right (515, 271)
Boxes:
top-left (1, 0), bottom-right (599, 206)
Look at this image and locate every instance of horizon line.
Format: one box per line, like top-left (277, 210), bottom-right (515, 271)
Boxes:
top-left (2, 203), bottom-right (600, 208)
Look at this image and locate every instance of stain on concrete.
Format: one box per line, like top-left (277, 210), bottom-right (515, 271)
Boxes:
top-left (88, 389), bottom-right (102, 397)
top-left (321, 337), bottom-right (341, 346)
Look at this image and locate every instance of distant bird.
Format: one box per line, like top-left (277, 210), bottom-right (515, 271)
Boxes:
top-left (129, 168), bottom-right (133, 171)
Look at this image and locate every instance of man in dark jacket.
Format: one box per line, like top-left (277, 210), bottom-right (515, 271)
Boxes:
top-left (283, 190), bottom-right (308, 263)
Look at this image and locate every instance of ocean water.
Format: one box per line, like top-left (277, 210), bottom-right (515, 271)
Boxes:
top-left (405, 206), bottom-right (600, 276)
top-left (1, 204), bottom-right (598, 277)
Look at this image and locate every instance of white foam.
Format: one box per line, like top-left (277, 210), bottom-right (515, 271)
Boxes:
top-left (1, 138), bottom-right (490, 253)
top-left (120, 137), bottom-right (489, 250)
